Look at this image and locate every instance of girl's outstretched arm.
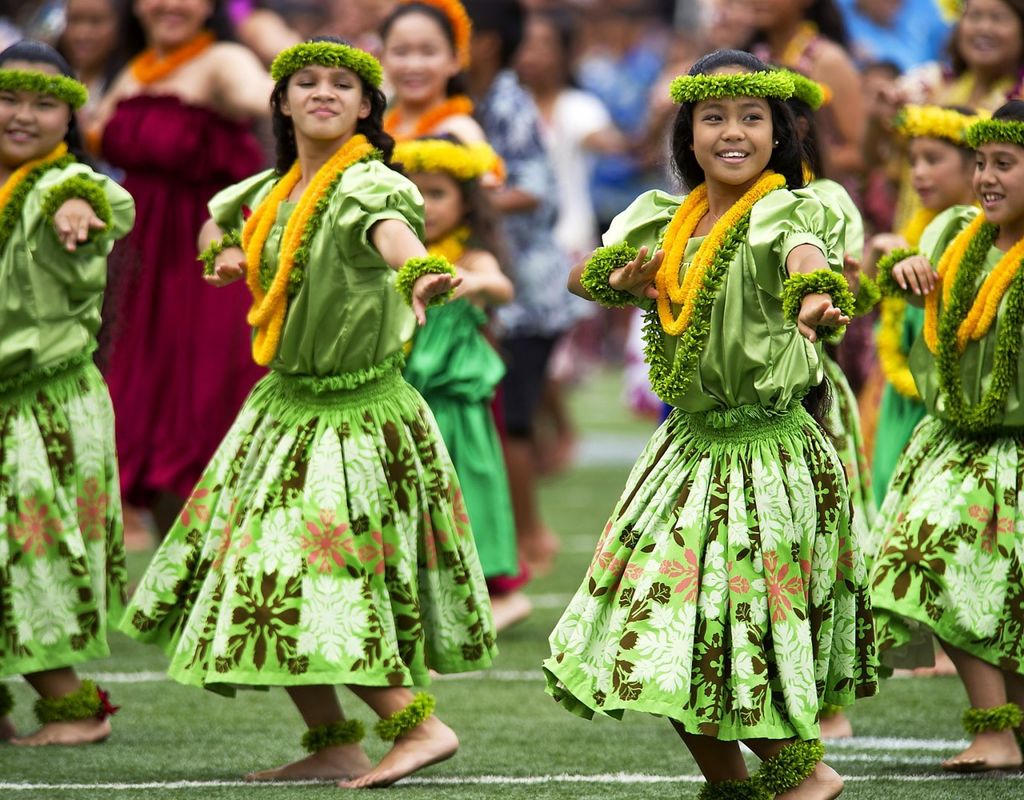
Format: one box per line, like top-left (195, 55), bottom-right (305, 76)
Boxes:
top-left (371, 219), bottom-right (461, 324)
top-left (786, 243), bottom-right (852, 343)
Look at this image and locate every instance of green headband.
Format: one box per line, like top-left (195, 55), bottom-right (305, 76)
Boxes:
top-left (0, 69), bottom-right (88, 109)
top-left (965, 118), bottom-right (1024, 149)
top-left (780, 70), bottom-right (826, 111)
top-left (669, 70), bottom-right (794, 105)
top-left (270, 42), bottom-right (383, 88)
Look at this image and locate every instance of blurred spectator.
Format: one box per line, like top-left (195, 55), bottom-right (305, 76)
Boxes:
top-left (838, 0), bottom-right (950, 72)
top-left (58, 0), bottom-right (125, 129)
top-left (861, 59), bottom-right (903, 233)
top-left (701, 0), bottom-right (757, 51)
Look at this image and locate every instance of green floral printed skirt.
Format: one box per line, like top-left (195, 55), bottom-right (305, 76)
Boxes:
top-left (823, 355), bottom-right (876, 555)
top-left (869, 417), bottom-right (1024, 674)
top-left (544, 402), bottom-right (878, 741)
top-left (1, 353), bottom-right (127, 676)
top-left (121, 366), bottom-right (497, 692)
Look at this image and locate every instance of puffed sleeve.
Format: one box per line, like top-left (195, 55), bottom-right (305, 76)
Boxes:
top-left (918, 204), bottom-right (979, 265)
top-left (207, 168), bottom-right (278, 233)
top-left (601, 189), bottom-right (680, 253)
top-left (794, 178), bottom-right (864, 262)
top-left (334, 160), bottom-right (425, 265)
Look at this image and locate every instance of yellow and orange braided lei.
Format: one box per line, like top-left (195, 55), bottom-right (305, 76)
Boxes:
top-left (241, 134), bottom-right (376, 365)
top-left (655, 171), bottom-right (786, 336)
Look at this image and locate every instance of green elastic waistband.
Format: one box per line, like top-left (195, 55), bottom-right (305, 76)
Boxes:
top-left (0, 349), bottom-right (95, 400)
top-left (262, 355), bottom-right (407, 409)
top-left (679, 401), bottom-right (811, 445)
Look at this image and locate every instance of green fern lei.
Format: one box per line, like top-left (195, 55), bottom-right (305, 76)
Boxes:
top-left (257, 151), bottom-right (382, 296)
top-left (642, 207), bottom-right (751, 403)
top-left (962, 703), bottom-right (1023, 734)
top-left (934, 222), bottom-right (1024, 434)
top-left (0, 154), bottom-right (76, 257)
top-left (875, 247), bottom-right (920, 297)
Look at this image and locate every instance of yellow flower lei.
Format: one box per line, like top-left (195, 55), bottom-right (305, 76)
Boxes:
top-left (393, 138), bottom-right (502, 181)
top-left (655, 171), bottom-right (786, 336)
top-left (242, 134), bottom-right (376, 365)
top-left (0, 142), bottom-right (67, 210)
top-left (894, 105), bottom-right (986, 144)
top-left (923, 213), bottom-right (983, 352)
top-left (427, 225), bottom-right (469, 264)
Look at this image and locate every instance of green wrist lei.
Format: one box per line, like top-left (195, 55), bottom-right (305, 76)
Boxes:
top-left (395, 256), bottom-right (456, 307)
top-left (854, 273), bottom-right (881, 316)
top-left (199, 230), bottom-right (242, 277)
top-left (756, 739), bottom-right (825, 795)
top-left (301, 719), bottom-right (365, 753)
top-left (0, 69), bottom-right (88, 109)
top-left (34, 680), bottom-right (103, 724)
top-left (782, 270), bottom-right (857, 342)
top-left (270, 42), bottom-right (383, 88)
top-left (0, 153), bottom-right (76, 256)
top-left (670, 71), bottom-right (793, 104)
top-left (781, 69), bottom-right (825, 110)
top-left (41, 175), bottom-right (113, 234)
top-left (875, 248), bottom-right (920, 297)
top-left (375, 692), bottom-right (435, 741)
top-left (935, 221), bottom-right (1024, 433)
top-left (580, 243), bottom-right (640, 307)
top-left (966, 119), bottom-right (1024, 149)
top-left (697, 778), bottom-right (771, 800)
top-left (0, 683), bottom-right (13, 717)
top-left (962, 703), bottom-right (1023, 735)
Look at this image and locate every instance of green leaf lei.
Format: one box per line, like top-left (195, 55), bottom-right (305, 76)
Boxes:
top-left (34, 680), bottom-right (103, 723)
top-left (270, 41), bottom-right (383, 88)
top-left (962, 703), bottom-right (1023, 735)
top-left (756, 739), bottom-right (825, 795)
top-left (258, 149), bottom-right (381, 296)
top-left (965, 119), bottom-right (1024, 150)
top-left (0, 153), bottom-right (76, 257)
top-left (395, 255), bottom-right (457, 307)
top-left (580, 242), bottom-right (640, 307)
top-left (301, 719), bottom-right (365, 752)
top-left (781, 69), bottom-right (825, 110)
top-left (199, 230), bottom-right (242, 277)
top-left (934, 220), bottom-right (1024, 434)
top-left (854, 273), bottom-right (881, 316)
top-left (782, 269), bottom-right (857, 342)
top-left (875, 247), bottom-right (920, 297)
top-left (375, 692), bottom-right (435, 741)
top-left (669, 71), bottom-right (794, 105)
top-left (41, 174), bottom-right (113, 230)
top-left (697, 778), bottom-right (771, 800)
top-left (0, 69), bottom-right (88, 109)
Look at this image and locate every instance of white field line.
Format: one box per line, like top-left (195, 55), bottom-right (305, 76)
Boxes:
top-left (2, 772), bottom-right (1022, 791)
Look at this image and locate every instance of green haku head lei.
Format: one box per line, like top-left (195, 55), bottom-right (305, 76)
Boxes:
top-left (780, 69), bottom-right (825, 111)
top-left (0, 69), bottom-right (88, 109)
top-left (669, 70), bottom-right (794, 105)
top-left (270, 41), bottom-right (383, 89)
top-left (965, 118), bottom-right (1024, 150)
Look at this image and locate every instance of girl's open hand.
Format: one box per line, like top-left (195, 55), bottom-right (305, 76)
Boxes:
top-left (892, 254), bottom-right (938, 295)
top-left (608, 245), bottom-right (664, 299)
top-left (204, 246), bottom-right (247, 287)
top-left (53, 198), bottom-right (105, 252)
top-left (412, 272), bottom-right (461, 324)
top-left (798, 293), bottom-right (851, 343)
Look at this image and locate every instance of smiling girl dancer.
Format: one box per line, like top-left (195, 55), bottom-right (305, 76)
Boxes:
top-left (546, 50), bottom-right (877, 800)
top-left (871, 101), bottom-right (1024, 773)
top-left (119, 38), bottom-right (495, 788)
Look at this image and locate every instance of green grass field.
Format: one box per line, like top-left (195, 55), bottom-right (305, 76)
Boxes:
top-left (2, 370), bottom-right (1022, 799)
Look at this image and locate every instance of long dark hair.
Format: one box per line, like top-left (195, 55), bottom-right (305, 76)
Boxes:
top-left (671, 50), bottom-right (805, 190)
top-left (464, 0), bottom-right (525, 68)
top-left (0, 39), bottom-right (91, 163)
top-left (269, 36), bottom-right (395, 173)
top-left (120, 0), bottom-right (235, 61)
top-left (380, 2), bottom-right (469, 98)
top-left (58, 0), bottom-right (130, 91)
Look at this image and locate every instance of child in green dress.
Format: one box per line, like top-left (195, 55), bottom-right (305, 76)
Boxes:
top-left (0, 40), bottom-right (135, 746)
top-left (120, 38), bottom-right (496, 788)
top-left (549, 49), bottom-right (878, 800)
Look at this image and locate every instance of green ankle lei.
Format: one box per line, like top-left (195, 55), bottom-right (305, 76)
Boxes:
top-left (34, 680), bottom-right (118, 724)
top-left (756, 739), bottom-right (825, 796)
top-left (375, 692), bottom-right (435, 741)
top-left (302, 719), bottom-right (365, 752)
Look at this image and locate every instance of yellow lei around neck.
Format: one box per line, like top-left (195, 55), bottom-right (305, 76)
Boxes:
top-left (241, 134), bottom-right (376, 365)
top-left (0, 142), bottom-right (67, 211)
top-left (655, 172), bottom-right (786, 337)
top-left (427, 225), bottom-right (469, 264)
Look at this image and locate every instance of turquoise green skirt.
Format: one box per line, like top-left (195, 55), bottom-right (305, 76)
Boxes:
top-left (121, 364), bottom-right (497, 692)
top-left (0, 353), bottom-right (127, 676)
top-left (544, 403), bottom-right (878, 741)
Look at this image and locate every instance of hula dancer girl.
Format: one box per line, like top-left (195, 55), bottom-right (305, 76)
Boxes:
top-left (871, 101), bottom-right (1024, 772)
top-left (866, 105), bottom-right (981, 506)
top-left (119, 38), bottom-right (496, 787)
top-left (0, 41), bottom-right (134, 746)
top-left (547, 50), bottom-right (878, 799)
top-left (396, 135), bottom-right (530, 630)
top-left (381, 0), bottom-right (485, 144)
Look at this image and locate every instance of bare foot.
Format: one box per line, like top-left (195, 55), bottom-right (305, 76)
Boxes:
top-left (10, 718), bottom-right (111, 746)
top-left (339, 715), bottom-right (458, 789)
top-left (490, 591), bottom-right (532, 633)
top-left (818, 711), bottom-right (853, 740)
top-left (776, 761), bottom-right (844, 800)
top-left (941, 730), bottom-right (1023, 772)
top-left (520, 528), bottom-right (559, 576)
top-left (1, 715), bottom-right (16, 741)
top-left (246, 744), bottom-right (372, 781)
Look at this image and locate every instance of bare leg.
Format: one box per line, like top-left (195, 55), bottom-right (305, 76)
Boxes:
top-left (533, 377), bottom-right (576, 476)
top-left (1, 714), bottom-right (16, 741)
top-left (939, 640), bottom-right (1022, 771)
top-left (745, 739), bottom-right (844, 800)
top-left (670, 721), bottom-right (748, 782)
top-left (339, 686), bottom-right (458, 789)
top-left (489, 591), bottom-right (533, 633)
top-left (246, 685), bottom-right (371, 781)
top-left (11, 669), bottom-right (111, 746)
top-left (817, 711), bottom-right (853, 740)
top-left (505, 436), bottom-right (558, 575)
top-left (1002, 671), bottom-right (1024, 747)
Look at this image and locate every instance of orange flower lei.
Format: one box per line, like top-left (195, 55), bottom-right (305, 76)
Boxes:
top-left (923, 213), bottom-right (983, 352)
top-left (384, 95), bottom-right (474, 141)
top-left (655, 171), bottom-right (786, 336)
top-left (401, 0), bottom-right (472, 68)
top-left (241, 134), bottom-right (377, 365)
top-left (130, 31), bottom-right (215, 85)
